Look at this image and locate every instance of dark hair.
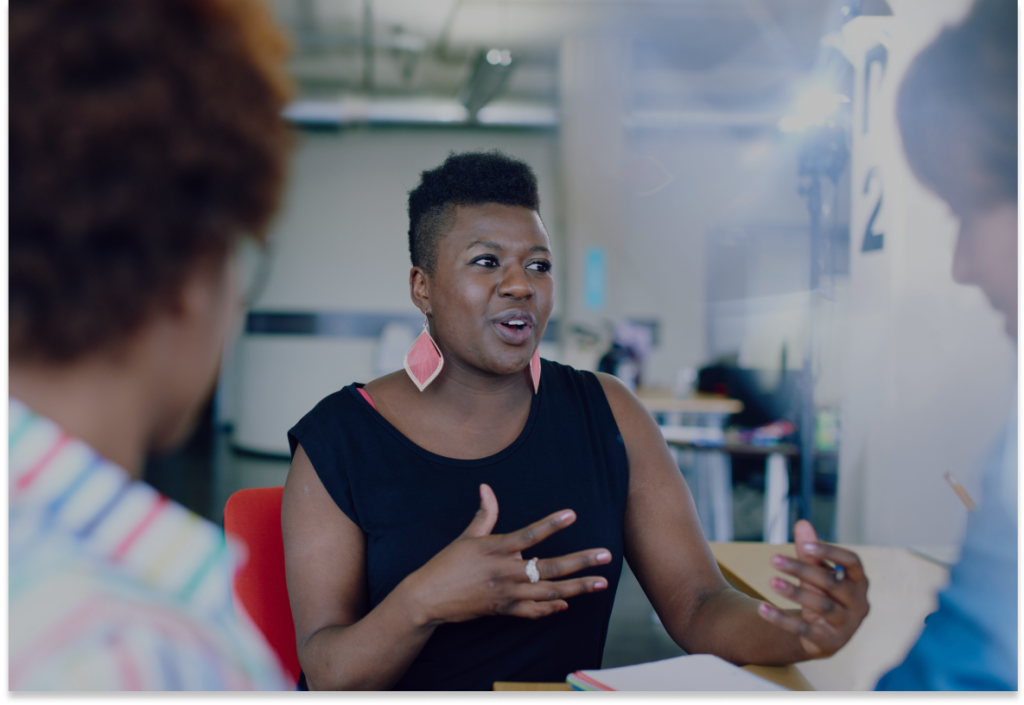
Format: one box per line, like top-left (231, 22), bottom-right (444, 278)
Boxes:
top-left (897, 0), bottom-right (1017, 207)
top-left (407, 151), bottom-right (541, 274)
top-left (10, 0), bottom-right (292, 362)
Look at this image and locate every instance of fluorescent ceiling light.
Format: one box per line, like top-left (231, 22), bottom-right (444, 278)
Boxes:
top-left (476, 103), bottom-right (558, 127)
top-left (283, 98), bottom-right (557, 127)
top-left (486, 49), bottom-right (513, 66)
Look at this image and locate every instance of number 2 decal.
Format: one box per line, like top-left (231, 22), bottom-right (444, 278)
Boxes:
top-left (862, 168), bottom-right (884, 252)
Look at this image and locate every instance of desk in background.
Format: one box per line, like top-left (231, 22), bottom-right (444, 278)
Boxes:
top-left (640, 394), bottom-right (808, 545)
top-left (641, 395), bottom-right (834, 546)
top-left (639, 395), bottom-right (743, 432)
top-left (639, 395), bottom-right (742, 542)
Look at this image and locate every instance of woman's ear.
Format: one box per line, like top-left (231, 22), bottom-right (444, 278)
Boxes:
top-left (169, 256), bottom-right (234, 322)
top-left (409, 266), bottom-right (430, 314)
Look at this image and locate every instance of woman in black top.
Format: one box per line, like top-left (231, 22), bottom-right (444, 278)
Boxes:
top-left (283, 152), bottom-right (870, 691)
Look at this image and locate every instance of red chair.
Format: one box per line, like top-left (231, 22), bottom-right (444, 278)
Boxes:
top-left (223, 486), bottom-right (301, 687)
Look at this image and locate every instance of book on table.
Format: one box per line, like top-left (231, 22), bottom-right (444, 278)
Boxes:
top-left (567, 654), bottom-right (785, 691)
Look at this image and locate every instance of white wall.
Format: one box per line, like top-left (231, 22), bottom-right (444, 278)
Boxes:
top-left (835, 1), bottom-right (1016, 547)
top-left (255, 129), bottom-right (565, 312)
top-left (222, 128), bottom-right (564, 454)
top-left (559, 34), bottom-right (814, 390)
top-left (624, 133), bottom-right (816, 387)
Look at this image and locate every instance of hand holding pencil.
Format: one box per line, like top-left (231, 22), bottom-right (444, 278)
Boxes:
top-left (755, 520), bottom-right (871, 660)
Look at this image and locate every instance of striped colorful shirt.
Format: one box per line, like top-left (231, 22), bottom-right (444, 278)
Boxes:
top-left (9, 398), bottom-right (289, 691)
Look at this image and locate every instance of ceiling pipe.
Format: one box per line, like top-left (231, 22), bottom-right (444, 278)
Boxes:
top-left (457, 49), bottom-right (515, 121)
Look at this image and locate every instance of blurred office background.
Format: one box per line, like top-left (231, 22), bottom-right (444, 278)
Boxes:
top-left (143, 0), bottom-right (1015, 668)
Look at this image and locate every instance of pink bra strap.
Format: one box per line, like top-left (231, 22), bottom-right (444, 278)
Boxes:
top-left (357, 387), bottom-right (377, 410)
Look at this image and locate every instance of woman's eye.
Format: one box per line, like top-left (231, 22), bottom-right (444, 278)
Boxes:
top-left (526, 260), bottom-right (552, 273)
top-left (472, 255), bottom-right (499, 268)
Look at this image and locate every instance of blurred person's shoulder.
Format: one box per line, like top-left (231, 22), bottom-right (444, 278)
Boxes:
top-left (10, 535), bottom-right (288, 690)
top-left (8, 399), bottom-right (289, 691)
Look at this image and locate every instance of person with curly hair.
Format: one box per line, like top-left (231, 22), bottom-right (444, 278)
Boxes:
top-left (876, 0), bottom-right (1017, 690)
top-left (9, 0), bottom-right (292, 690)
top-left (282, 151), bottom-right (871, 690)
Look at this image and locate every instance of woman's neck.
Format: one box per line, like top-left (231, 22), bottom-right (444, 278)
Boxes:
top-left (431, 358), bottom-right (531, 398)
top-left (367, 361), bottom-right (535, 460)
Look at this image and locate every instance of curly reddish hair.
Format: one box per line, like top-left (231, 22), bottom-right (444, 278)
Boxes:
top-left (10, 0), bottom-right (293, 362)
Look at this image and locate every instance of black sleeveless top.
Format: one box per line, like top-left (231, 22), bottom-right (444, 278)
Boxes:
top-left (287, 359), bottom-right (629, 691)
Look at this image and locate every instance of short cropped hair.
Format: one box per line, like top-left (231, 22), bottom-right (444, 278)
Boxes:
top-left (407, 151), bottom-right (541, 274)
top-left (897, 0), bottom-right (1017, 208)
top-left (10, 0), bottom-right (292, 363)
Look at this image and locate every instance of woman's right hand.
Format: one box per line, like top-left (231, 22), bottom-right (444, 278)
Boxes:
top-left (398, 483), bottom-right (612, 627)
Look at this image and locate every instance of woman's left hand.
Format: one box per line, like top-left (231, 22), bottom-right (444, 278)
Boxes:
top-left (756, 520), bottom-right (870, 659)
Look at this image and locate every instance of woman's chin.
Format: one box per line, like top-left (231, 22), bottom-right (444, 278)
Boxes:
top-left (480, 352), bottom-right (533, 378)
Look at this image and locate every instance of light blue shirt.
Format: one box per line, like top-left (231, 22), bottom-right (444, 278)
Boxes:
top-left (876, 399), bottom-right (1018, 691)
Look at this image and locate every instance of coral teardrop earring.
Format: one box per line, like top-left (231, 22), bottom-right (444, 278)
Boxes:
top-left (404, 318), bottom-right (444, 392)
top-left (529, 348), bottom-right (541, 394)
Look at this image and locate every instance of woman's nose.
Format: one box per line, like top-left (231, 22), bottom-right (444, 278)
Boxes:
top-left (497, 266), bottom-right (533, 299)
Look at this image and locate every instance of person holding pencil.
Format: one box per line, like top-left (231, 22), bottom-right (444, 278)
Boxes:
top-left (875, 0), bottom-right (1017, 690)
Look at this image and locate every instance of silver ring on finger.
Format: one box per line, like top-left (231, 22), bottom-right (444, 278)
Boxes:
top-left (831, 564), bottom-right (846, 582)
top-left (525, 557), bottom-right (540, 583)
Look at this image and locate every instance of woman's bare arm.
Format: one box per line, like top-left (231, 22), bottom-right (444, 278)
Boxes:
top-left (282, 443), bottom-right (612, 690)
top-left (282, 444), bottom-right (434, 690)
top-left (596, 373), bottom-right (868, 665)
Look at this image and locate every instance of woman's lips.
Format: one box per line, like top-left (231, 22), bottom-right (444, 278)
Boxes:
top-left (493, 319), bottom-right (534, 345)
top-left (493, 313), bottom-right (540, 346)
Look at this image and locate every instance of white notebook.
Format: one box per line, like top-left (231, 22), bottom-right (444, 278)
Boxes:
top-left (567, 654), bottom-right (785, 691)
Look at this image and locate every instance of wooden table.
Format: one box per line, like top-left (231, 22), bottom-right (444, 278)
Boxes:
top-left (710, 541), bottom-right (951, 691)
top-left (493, 682), bottom-right (572, 691)
top-left (637, 395), bottom-right (744, 416)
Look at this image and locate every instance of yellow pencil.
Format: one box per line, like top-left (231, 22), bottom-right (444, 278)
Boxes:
top-left (944, 472), bottom-right (976, 512)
